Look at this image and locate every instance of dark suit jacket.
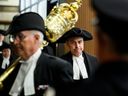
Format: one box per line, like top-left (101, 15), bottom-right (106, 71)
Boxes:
top-left (60, 51), bottom-right (99, 96)
top-left (85, 61), bottom-right (128, 96)
top-left (0, 52), bottom-right (73, 96)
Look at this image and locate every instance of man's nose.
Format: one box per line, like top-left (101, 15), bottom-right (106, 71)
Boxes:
top-left (75, 42), bottom-right (79, 48)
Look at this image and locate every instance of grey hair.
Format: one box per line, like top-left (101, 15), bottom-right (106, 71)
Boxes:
top-left (31, 30), bottom-right (44, 44)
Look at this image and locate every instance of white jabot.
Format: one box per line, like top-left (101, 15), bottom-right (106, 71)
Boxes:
top-left (1, 57), bottom-right (10, 69)
top-left (72, 54), bottom-right (88, 80)
top-left (0, 42), bottom-right (3, 46)
top-left (9, 48), bottom-right (42, 96)
top-left (0, 42), bottom-right (3, 54)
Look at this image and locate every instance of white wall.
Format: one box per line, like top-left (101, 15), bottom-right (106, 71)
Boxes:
top-left (0, 0), bottom-right (19, 22)
top-left (0, 0), bottom-right (19, 6)
top-left (0, 12), bottom-right (19, 22)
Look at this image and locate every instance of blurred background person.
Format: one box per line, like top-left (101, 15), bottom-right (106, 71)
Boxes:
top-left (84, 0), bottom-right (128, 96)
top-left (0, 44), bottom-right (15, 75)
top-left (0, 29), bottom-right (9, 53)
top-left (56, 27), bottom-right (99, 96)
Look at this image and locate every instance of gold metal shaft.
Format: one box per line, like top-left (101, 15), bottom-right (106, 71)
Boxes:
top-left (0, 57), bottom-right (21, 90)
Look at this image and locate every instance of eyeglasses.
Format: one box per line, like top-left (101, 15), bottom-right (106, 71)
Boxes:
top-left (9, 33), bottom-right (27, 43)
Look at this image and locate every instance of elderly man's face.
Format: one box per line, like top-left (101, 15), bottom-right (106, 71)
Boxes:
top-left (66, 37), bottom-right (84, 57)
top-left (11, 30), bottom-right (39, 60)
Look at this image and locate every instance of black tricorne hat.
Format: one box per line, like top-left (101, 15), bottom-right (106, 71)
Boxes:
top-left (56, 27), bottom-right (93, 43)
top-left (1, 44), bottom-right (11, 50)
top-left (0, 42), bottom-right (11, 52)
top-left (0, 29), bottom-right (6, 36)
top-left (7, 12), bottom-right (45, 35)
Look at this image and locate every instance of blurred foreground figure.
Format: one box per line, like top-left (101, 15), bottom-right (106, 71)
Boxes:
top-left (0, 44), bottom-right (15, 75)
top-left (0, 12), bottom-right (73, 96)
top-left (85, 0), bottom-right (128, 96)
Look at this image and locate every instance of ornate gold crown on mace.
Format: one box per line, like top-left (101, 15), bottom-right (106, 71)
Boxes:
top-left (45, 0), bottom-right (82, 43)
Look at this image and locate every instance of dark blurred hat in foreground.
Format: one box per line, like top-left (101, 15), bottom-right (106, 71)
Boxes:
top-left (7, 12), bottom-right (45, 35)
top-left (56, 27), bottom-right (93, 43)
top-left (92, 0), bottom-right (128, 53)
top-left (92, 0), bottom-right (128, 36)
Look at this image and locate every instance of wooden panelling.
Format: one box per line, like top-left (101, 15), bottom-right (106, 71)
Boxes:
top-left (64, 0), bottom-right (98, 56)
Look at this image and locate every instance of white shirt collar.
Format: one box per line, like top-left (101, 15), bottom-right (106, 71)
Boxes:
top-left (0, 42), bottom-right (3, 46)
top-left (1, 57), bottom-right (10, 69)
top-left (73, 53), bottom-right (83, 57)
top-left (9, 48), bottom-right (42, 96)
top-left (72, 54), bottom-right (88, 80)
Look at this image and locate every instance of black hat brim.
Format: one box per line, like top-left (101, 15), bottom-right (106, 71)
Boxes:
top-left (56, 27), bottom-right (93, 43)
top-left (7, 12), bottom-right (45, 35)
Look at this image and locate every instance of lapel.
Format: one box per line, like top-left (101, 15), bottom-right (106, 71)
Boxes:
top-left (70, 52), bottom-right (95, 77)
top-left (34, 52), bottom-right (56, 94)
top-left (34, 52), bottom-right (53, 87)
top-left (83, 52), bottom-right (99, 76)
top-left (82, 52), bottom-right (91, 76)
top-left (61, 52), bottom-right (93, 76)
top-left (34, 52), bottom-right (47, 83)
top-left (61, 52), bottom-right (91, 76)
top-left (61, 52), bottom-right (73, 66)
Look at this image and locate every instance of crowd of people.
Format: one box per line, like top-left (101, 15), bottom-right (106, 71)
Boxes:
top-left (0, 0), bottom-right (128, 96)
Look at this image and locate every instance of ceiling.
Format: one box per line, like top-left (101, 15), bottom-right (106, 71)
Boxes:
top-left (0, 0), bottom-right (19, 23)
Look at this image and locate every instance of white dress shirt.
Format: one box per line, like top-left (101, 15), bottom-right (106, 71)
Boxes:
top-left (0, 42), bottom-right (3, 46)
top-left (72, 54), bottom-right (88, 80)
top-left (1, 57), bottom-right (10, 69)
